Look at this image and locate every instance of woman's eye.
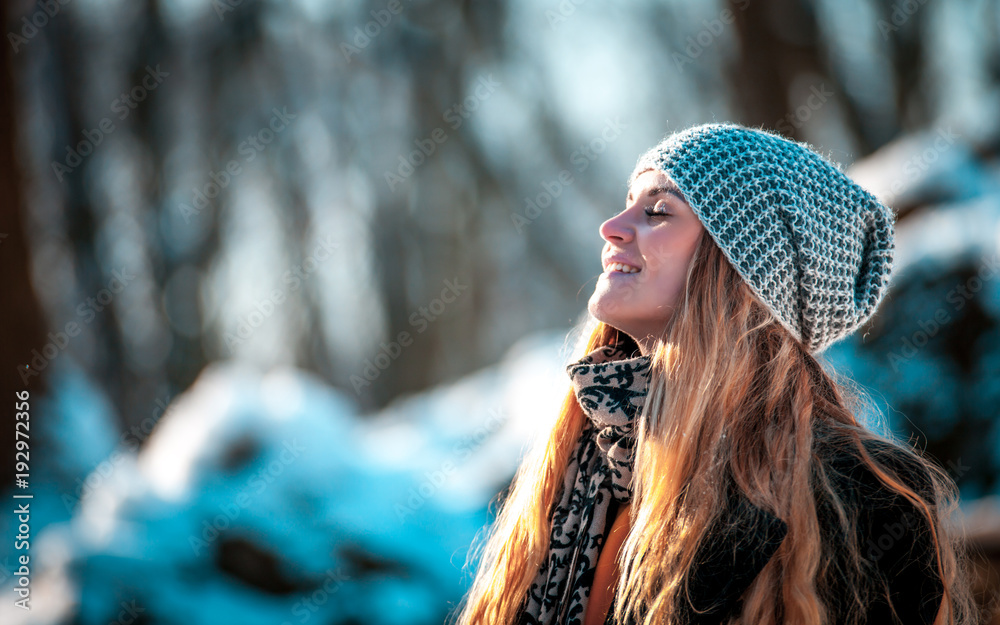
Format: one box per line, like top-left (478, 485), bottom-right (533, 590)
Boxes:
top-left (643, 199), bottom-right (671, 218)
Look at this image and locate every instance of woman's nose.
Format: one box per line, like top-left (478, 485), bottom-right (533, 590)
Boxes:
top-left (599, 209), bottom-right (634, 243)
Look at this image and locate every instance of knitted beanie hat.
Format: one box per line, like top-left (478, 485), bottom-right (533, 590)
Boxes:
top-left (628, 122), bottom-right (895, 353)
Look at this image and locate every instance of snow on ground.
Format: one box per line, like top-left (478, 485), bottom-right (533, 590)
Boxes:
top-left (0, 328), bottom-right (576, 625)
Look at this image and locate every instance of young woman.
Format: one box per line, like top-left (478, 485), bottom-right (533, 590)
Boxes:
top-left (452, 123), bottom-right (979, 625)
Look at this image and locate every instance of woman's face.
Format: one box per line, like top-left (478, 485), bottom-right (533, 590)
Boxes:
top-left (588, 169), bottom-right (705, 354)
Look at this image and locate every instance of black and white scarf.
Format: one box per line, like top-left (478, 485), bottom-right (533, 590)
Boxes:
top-left (517, 343), bottom-right (652, 625)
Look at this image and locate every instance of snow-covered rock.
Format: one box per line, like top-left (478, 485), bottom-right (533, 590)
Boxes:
top-left (0, 329), bottom-right (576, 625)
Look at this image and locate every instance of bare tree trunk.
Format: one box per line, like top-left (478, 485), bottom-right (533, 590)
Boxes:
top-left (0, 3), bottom-right (49, 490)
top-left (729, 0), bottom-right (832, 142)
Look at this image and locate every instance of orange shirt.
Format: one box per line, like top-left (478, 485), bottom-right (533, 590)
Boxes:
top-left (584, 502), bottom-right (632, 625)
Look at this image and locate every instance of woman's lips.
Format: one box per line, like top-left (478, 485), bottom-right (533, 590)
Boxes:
top-left (603, 262), bottom-right (642, 274)
top-left (602, 268), bottom-right (640, 279)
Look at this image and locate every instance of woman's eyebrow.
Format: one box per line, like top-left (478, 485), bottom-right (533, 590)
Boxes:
top-left (627, 183), bottom-right (685, 203)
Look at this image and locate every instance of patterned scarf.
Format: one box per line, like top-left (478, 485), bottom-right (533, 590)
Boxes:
top-left (517, 343), bottom-right (653, 625)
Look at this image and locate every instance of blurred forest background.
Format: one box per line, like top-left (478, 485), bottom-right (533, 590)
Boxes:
top-left (1, 0), bottom-right (1000, 623)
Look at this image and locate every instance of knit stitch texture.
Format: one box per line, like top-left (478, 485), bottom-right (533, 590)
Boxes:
top-left (628, 122), bottom-right (895, 353)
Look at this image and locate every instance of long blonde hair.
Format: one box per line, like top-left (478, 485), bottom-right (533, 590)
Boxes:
top-left (451, 233), bottom-right (978, 625)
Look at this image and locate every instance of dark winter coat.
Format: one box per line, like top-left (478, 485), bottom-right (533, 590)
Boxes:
top-left (602, 437), bottom-right (945, 625)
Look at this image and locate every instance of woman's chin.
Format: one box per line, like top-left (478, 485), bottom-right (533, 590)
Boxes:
top-left (588, 292), bottom-right (629, 327)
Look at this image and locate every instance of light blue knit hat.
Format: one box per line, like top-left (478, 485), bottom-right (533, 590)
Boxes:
top-left (628, 122), bottom-right (895, 353)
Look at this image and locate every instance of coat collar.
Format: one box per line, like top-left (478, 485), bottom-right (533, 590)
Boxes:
top-left (604, 481), bottom-right (788, 625)
top-left (569, 344), bottom-right (789, 624)
top-left (669, 439), bottom-right (934, 624)
top-left (581, 349), bottom-right (934, 625)
top-left (679, 479), bottom-right (788, 624)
